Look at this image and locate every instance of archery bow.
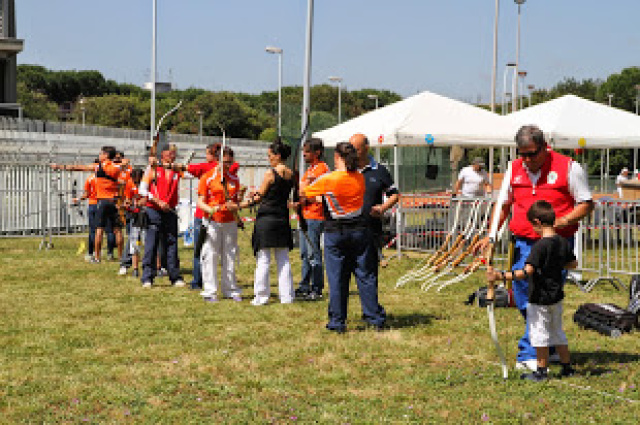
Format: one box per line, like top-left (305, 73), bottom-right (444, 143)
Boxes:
top-left (482, 170), bottom-right (511, 380)
top-left (216, 124), bottom-right (244, 230)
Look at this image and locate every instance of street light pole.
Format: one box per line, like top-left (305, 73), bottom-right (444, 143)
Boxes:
top-left (150, 0), bottom-right (157, 145)
top-left (490, 0), bottom-right (499, 112)
top-left (518, 71), bottom-right (527, 110)
top-left (196, 110), bottom-right (203, 142)
top-left (367, 94), bottom-right (379, 110)
top-left (265, 46), bottom-right (284, 137)
top-left (328, 76), bottom-right (343, 123)
top-left (513, 0), bottom-right (526, 113)
top-left (368, 94), bottom-right (380, 161)
top-left (502, 62), bottom-right (516, 115)
top-left (79, 97), bottom-right (86, 127)
top-left (300, 0), bottom-right (314, 174)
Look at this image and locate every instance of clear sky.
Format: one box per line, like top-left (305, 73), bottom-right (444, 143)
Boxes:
top-left (16, 0), bottom-right (640, 102)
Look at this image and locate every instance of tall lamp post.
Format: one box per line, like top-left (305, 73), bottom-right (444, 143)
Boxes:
top-left (265, 46), bottom-right (283, 137)
top-left (150, 0), bottom-right (157, 145)
top-left (328, 76), bottom-right (343, 123)
top-left (527, 84), bottom-right (535, 107)
top-left (513, 0), bottom-right (526, 112)
top-left (196, 109), bottom-right (203, 141)
top-left (502, 62), bottom-right (516, 115)
top-left (518, 70), bottom-right (527, 109)
top-left (79, 97), bottom-right (86, 127)
top-left (368, 94), bottom-right (380, 161)
top-left (367, 94), bottom-right (379, 110)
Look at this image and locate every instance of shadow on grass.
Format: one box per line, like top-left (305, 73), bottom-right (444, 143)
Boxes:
top-left (571, 350), bottom-right (640, 375)
top-left (386, 312), bottom-right (436, 329)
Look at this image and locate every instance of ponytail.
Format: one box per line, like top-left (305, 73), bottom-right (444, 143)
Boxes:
top-left (335, 142), bottom-right (359, 171)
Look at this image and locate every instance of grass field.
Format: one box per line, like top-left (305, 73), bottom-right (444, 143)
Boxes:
top-left (1, 227), bottom-right (638, 423)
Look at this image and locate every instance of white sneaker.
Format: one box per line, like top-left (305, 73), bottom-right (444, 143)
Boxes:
top-left (515, 359), bottom-right (538, 371)
top-left (84, 254), bottom-right (93, 262)
top-left (251, 298), bottom-right (269, 306)
top-left (173, 279), bottom-right (186, 288)
top-left (142, 281), bottom-right (153, 289)
top-left (118, 267), bottom-right (128, 276)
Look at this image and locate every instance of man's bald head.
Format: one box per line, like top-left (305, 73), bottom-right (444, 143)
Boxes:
top-left (349, 133), bottom-right (369, 166)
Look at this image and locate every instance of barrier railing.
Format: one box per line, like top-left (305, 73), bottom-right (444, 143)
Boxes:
top-left (396, 194), bottom-right (640, 292)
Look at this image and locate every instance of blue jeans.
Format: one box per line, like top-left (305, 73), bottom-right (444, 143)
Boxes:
top-left (298, 219), bottom-right (325, 294)
top-left (512, 236), bottom-right (574, 361)
top-left (106, 220), bottom-right (116, 255)
top-left (324, 228), bottom-right (386, 330)
top-left (142, 207), bottom-right (182, 284)
top-left (87, 204), bottom-right (98, 255)
top-left (190, 217), bottom-right (203, 288)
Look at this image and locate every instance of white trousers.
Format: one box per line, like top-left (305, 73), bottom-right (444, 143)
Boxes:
top-left (253, 248), bottom-right (294, 304)
top-left (200, 220), bottom-right (240, 299)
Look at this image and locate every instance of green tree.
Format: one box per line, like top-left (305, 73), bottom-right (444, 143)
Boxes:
top-left (16, 81), bottom-right (59, 121)
top-left (596, 67), bottom-right (640, 112)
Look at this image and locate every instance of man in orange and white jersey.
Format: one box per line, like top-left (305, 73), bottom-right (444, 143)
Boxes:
top-left (304, 142), bottom-right (386, 333)
top-left (196, 147), bottom-right (242, 302)
top-left (295, 138), bottom-right (329, 300)
top-left (53, 146), bottom-right (128, 263)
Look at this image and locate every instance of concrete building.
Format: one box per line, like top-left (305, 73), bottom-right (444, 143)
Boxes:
top-left (0, 0), bottom-right (23, 117)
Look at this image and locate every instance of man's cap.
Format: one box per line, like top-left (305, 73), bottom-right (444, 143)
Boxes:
top-left (622, 167), bottom-right (629, 173)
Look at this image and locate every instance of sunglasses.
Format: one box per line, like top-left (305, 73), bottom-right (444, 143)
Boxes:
top-left (517, 146), bottom-right (543, 158)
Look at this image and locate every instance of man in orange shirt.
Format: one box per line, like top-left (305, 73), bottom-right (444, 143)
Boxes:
top-left (72, 161), bottom-right (98, 262)
top-left (54, 146), bottom-right (127, 263)
top-left (196, 147), bottom-right (242, 302)
top-left (295, 138), bottom-right (329, 301)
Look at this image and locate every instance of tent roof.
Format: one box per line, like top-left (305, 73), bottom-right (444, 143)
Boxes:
top-left (507, 95), bottom-right (640, 149)
top-left (313, 90), bottom-right (517, 148)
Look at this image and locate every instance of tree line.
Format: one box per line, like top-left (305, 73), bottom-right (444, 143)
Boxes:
top-left (16, 65), bottom-right (401, 142)
top-left (17, 64), bottom-right (640, 175)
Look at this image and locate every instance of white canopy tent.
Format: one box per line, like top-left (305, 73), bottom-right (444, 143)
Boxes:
top-left (506, 94), bottom-right (640, 149)
top-left (313, 90), bottom-right (517, 148)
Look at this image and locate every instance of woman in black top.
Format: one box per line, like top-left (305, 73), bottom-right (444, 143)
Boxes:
top-left (241, 139), bottom-right (295, 305)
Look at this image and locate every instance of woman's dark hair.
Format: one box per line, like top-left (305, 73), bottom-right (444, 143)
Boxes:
top-left (101, 146), bottom-right (117, 160)
top-left (335, 142), bottom-right (358, 171)
top-left (269, 138), bottom-right (291, 160)
top-left (131, 168), bottom-right (144, 182)
top-left (222, 146), bottom-right (234, 158)
top-left (304, 138), bottom-right (324, 159)
top-left (526, 200), bottom-right (555, 226)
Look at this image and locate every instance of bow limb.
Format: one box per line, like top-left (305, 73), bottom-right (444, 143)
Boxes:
top-left (484, 241), bottom-right (509, 379)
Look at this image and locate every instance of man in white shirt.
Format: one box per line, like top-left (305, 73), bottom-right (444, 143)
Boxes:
top-left (616, 167), bottom-right (630, 198)
top-left (454, 157), bottom-right (492, 197)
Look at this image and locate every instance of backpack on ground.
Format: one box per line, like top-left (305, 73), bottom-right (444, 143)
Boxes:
top-left (465, 285), bottom-right (513, 308)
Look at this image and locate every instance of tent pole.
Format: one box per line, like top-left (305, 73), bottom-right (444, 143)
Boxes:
top-left (489, 147), bottom-right (494, 186)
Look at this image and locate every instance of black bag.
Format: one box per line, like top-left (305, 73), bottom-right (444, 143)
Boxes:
top-left (573, 303), bottom-right (638, 338)
top-left (628, 275), bottom-right (640, 315)
top-left (465, 286), bottom-right (513, 308)
top-left (425, 146), bottom-right (439, 180)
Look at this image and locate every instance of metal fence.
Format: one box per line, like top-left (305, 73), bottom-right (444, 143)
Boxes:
top-left (396, 195), bottom-right (640, 289)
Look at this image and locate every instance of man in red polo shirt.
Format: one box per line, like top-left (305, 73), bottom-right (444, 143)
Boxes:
top-left (139, 144), bottom-right (186, 288)
top-left (480, 125), bottom-right (593, 372)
